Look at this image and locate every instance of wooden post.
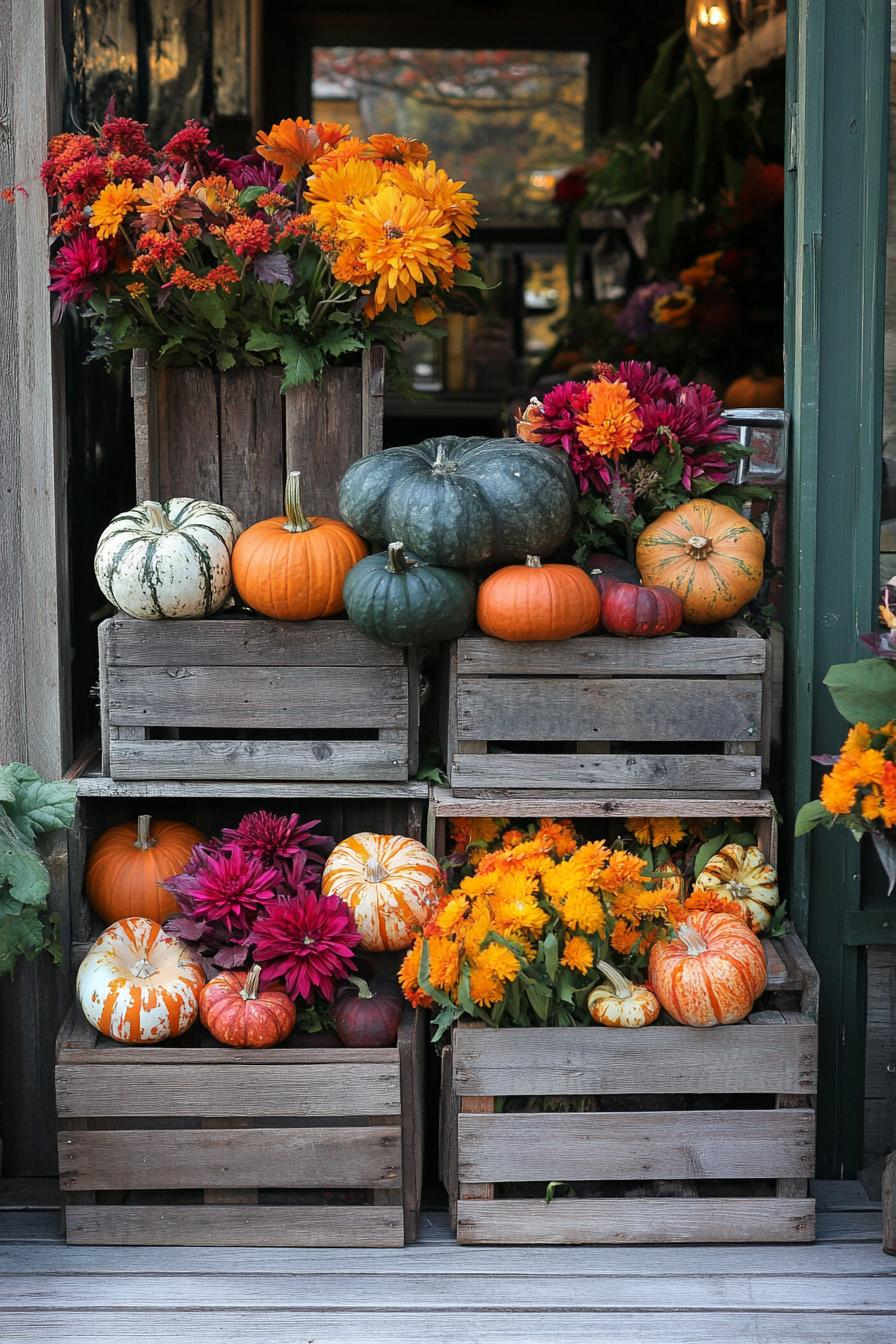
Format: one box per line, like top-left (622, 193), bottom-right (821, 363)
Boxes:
top-left (884, 1150), bottom-right (896, 1255)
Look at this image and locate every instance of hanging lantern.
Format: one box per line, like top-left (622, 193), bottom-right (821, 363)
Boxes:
top-left (686, 0), bottom-right (736, 67)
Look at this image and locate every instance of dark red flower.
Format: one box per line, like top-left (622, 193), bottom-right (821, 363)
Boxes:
top-left (163, 119), bottom-right (211, 165)
top-left (248, 891), bottom-right (361, 1002)
top-left (100, 116), bottom-right (151, 157)
top-left (48, 231), bottom-right (110, 304)
top-left (107, 153), bottom-right (154, 183)
top-left (165, 843), bottom-right (280, 938)
top-left (219, 810), bottom-right (333, 881)
top-left (553, 168), bottom-right (587, 205)
top-left (58, 156), bottom-right (109, 209)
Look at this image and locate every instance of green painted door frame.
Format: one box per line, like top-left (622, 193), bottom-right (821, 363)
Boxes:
top-left (784, 0), bottom-right (890, 1176)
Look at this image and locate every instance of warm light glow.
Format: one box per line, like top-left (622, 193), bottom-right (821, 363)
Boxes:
top-left (686, 0), bottom-right (735, 65)
top-left (697, 3), bottom-right (730, 27)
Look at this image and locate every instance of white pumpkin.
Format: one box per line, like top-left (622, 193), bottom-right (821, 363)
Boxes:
top-left (76, 916), bottom-right (206, 1043)
top-left (691, 843), bottom-right (780, 932)
top-left (94, 498), bottom-right (243, 619)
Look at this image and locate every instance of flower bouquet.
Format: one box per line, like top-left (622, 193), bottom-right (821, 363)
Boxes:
top-left (37, 110), bottom-right (482, 386)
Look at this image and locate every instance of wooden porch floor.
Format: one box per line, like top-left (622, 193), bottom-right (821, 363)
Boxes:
top-left (0, 1182), bottom-right (891, 1342)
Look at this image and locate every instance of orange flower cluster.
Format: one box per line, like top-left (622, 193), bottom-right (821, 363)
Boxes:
top-left (818, 721), bottom-right (896, 827)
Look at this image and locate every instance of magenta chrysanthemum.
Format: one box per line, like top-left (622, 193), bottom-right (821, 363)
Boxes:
top-left (49, 232), bottom-right (110, 304)
top-left (248, 892), bottom-right (361, 1002)
top-left (219, 810), bottom-right (333, 880)
top-left (165, 843), bottom-right (280, 937)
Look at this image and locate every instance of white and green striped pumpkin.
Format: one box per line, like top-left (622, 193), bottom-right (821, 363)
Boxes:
top-left (94, 498), bottom-right (244, 619)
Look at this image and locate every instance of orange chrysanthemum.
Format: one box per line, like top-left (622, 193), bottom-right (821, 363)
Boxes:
top-left (577, 379), bottom-right (642, 460)
top-left (610, 921), bottom-right (640, 955)
top-left (820, 769), bottom-right (856, 816)
top-left (560, 934), bottom-right (594, 974)
top-left (535, 819), bottom-right (578, 858)
top-left (305, 157), bottom-right (383, 234)
top-left (398, 936), bottom-right (432, 1008)
top-left (339, 184), bottom-right (453, 315)
top-left (386, 160), bottom-right (478, 236)
top-left (476, 942), bottom-right (521, 984)
top-left (256, 118), bottom-right (350, 182)
top-left (224, 216), bottom-right (271, 259)
top-left (89, 179), bottom-right (138, 239)
top-left (468, 965), bottom-right (504, 1007)
top-left (364, 133), bottom-right (430, 163)
top-left (626, 817), bottom-right (686, 848)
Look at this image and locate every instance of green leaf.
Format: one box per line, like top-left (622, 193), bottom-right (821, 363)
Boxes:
top-left (245, 328), bottom-right (283, 353)
top-left (542, 931), bottom-right (559, 983)
top-left (192, 291), bottom-right (227, 330)
top-left (524, 980), bottom-right (552, 1023)
top-left (0, 771), bottom-right (17, 805)
top-left (451, 270), bottom-right (490, 290)
top-left (1, 766), bottom-right (75, 843)
top-left (823, 658), bottom-right (896, 727)
top-left (693, 833), bottom-right (727, 876)
top-left (0, 812), bottom-right (50, 910)
top-left (216, 349), bottom-right (237, 372)
top-left (0, 905), bottom-right (48, 977)
top-left (794, 799), bottom-right (833, 837)
top-left (544, 1180), bottom-right (577, 1205)
top-left (279, 338), bottom-right (324, 388)
top-left (237, 185), bottom-right (269, 208)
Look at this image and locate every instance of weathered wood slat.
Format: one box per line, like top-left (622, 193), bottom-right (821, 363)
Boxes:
top-left (155, 366), bottom-right (221, 501)
top-left (285, 364), bottom-right (363, 518)
top-left (63, 1204), bottom-right (405, 1248)
top-left (448, 752), bottom-right (761, 792)
top-left (105, 665), bottom-right (407, 728)
top-left (456, 1198), bottom-right (816, 1245)
top-left (58, 1126), bottom-right (402, 1191)
top-left (104, 615), bottom-right (404, 667)
top-left (108, 738), bottom-right (409, 782)
top-left (75, 773), bottom-right (428, 799)
top-left (458, 1109), bottom-right (815, 1183)
top-left (218, 367), bottom-right (284, 526)
top-left (456, 631), bottom-right (766, 676)
top-left (56, 1063), bottom-right (401, 1117)
top-left (457, 676), bottom-right (762, 743)
top-left (429, 786), bottom-right (777, 817)
top-left (452, 1022), bottom-right (818, 1095)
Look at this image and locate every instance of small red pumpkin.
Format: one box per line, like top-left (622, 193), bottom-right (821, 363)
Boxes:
top-left (333, 978), bottom-right (404, 1048)
top-left (585, 552), bottom-right (641, 598)
top-left (599, 578), bottom-right (683, 637)
top-left (199, 964), bottom-right (296, 1049)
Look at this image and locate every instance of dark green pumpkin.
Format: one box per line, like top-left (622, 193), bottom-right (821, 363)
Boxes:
top-left (337, 435), bottom-right (576, 568)
top-left (343, 542), bottom-right (476, 646)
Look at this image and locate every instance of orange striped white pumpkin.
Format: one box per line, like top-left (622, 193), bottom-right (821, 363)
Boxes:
top-left (648, 910), bottom-right (767, 1027)
top-left (322, 832), bottom-right (443, 951)
top-left (76, 917), bottom-right (206, 1044)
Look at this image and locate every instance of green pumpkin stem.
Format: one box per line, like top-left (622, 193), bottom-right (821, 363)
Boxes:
top-left (143, 501), bottom-right (175, 534)
top-left (596, 959), bottom-right (633, 999)
top-left (685, 535), bottom-right (713, 560)
top-left (525, 555), bottom-right (543, 569)
top-left (387, 541), bottom-right (408, 575)
top-left (134, 815), bottom-right (156, 851)
top-left (241, 964), bottom-right (262, 1000)
top-left (283, 471), bottom-right (314, 534)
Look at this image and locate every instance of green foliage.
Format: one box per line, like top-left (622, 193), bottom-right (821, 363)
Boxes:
top-left (823, 658), bottom-right (896, 727)
top-left (0, 765), bottom-right (76, 976)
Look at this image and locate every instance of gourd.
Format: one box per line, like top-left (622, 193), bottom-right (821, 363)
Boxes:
top-left (338, 435), bottom-right (576, 568)
top-left (691, 843), bottom-right (779, 932)
top-left (85, 815), bottom-right (204, 924)
top-left (724, 372), bottom-right (785, 409)
top-left (199, 964), bottom-right (296, 1048)
top-left (322, 833), bottom-right (444, 951)
top-left (655, 859), bottom-right (686, 903)
top-left (477, 556), bottom-right (600, 642)
top-left (599, 579), bottom-right (683, 637)
top-left (587, 960), bottom-right (660, 1028)
top-left (343, 541), bottom-right (476, 646)
top-left (333, 978), bottom-right (404, 1047)
top-left (232, 471), bottom-right (367, 620)
top-left (76, 916), bottom-right (205, 1043)
top-left (94, 498), bottom-right (243, 619)
top-left (636, 500), bottom-right (765, 624)
top-left (648, 910), bottom-right (767, 1027)
top-left (586, 552), bottom-right (641, 600)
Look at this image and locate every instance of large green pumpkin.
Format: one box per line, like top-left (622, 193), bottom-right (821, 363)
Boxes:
top-left (337, 435), bottom-right (576, 568)
top-left (343, 543), bottom-right (476, 646)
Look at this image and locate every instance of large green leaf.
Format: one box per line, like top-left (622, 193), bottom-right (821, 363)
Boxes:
top-left (823, 658), bottom-right (896, 726)
top-left (794, 799), bottom-right (834, 837)
top-left (1, 765), bottom-right (76, 843)
top-left (0, 905), bottom-right (48, 977)
top-left (0, 812), bottom-right (50, 909)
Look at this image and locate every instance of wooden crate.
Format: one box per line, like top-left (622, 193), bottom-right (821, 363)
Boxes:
top-left (441, 936), bottom-right (818, 1246)
top-left (98, 613), bottom-right (419, 782)
top-left (131, 345), bottom-right (384, 524)
top-left (56, 1002), bottom-right (425, 1247)
top-left (442, 620), bottom-right (768, 793)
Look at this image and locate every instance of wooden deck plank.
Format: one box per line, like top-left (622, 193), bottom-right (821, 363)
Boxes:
top-left (63, 1205), bottom-right (404, 1248)
top-left (429, 785), bottom-right (777, 816)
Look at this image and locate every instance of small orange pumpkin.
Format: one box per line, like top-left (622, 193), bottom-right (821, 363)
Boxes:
top-left (477, 555), bottom-right (600, 641)
top-left (199, 964), bottom-right (296, 1048)
top-left (636, 500), bottom-right (765, 624)
top-left (648, 910), bottom-right (767, 1027)
top-left (232, 471), bottom-right (368, 620)
top-left (86, 815), bottom-right (204, 924)
top-left (724, 371), bottom-right (785, 409)
top-left (322, 832), bottom-right (444, 951)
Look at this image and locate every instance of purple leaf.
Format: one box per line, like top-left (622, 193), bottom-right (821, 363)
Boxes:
top-left (252, 252), bottom-right (293, 286)
top-left (872, 830), bottom-right (896, 896)
top-left (165, 916), bottom-right (210, 941)
top-left (860, 631), bottom-right (896, 659)
top-left (812, 753), bottom-right (841, 766)
top-left (212, 944), bottom-right (251, 969)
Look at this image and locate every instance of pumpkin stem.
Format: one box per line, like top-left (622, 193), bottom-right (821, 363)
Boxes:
top-left (677, 922), bottom-right (709, 956)
top-left (525, 555), bottom-right (543, 569)
top-left (241, 964), bottom-right (262, 1000)
top-left (387, 541), bottom-right (408, 575)
top-left (143, 501), bottom-right (175, 534)
top-left (131, 957), bottom-right (156, 979)
top-left (685, 534), bottom-right (713, 560)
top-left (283, 471), bottom-right (314, 534)
top-left (432, 443), bottom-right (456, 473)
top-left (134, 815), bottom-right (156, 851)
top-left (347, 974), bottom-right (374, 999)
top-left (365, 859), bottom-right (388, 883)
top-left (596, 959), bottom-right (633, 999)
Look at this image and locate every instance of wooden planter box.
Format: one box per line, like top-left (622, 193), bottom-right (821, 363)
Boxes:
top-left (442, 620), bottom-right (768, 793)
top-left (441, 935), bottom-right (818, 1246)
top-left (56, 1002), bottom-right (425, 1247)
top-left (98, 612), bottom-right (419, 782)
top-left (131, 345), bottom-right (384, 524)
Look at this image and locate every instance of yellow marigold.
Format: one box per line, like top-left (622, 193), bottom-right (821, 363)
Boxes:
top-left (577, 379), bottom-right (642, 461)
top-left (462, 897), bottom-right (494, 955)
top-left (459, 871), bottom-right (499, 899)
top-left (852, 748), bottom-right (887, 786)
top-left (428, 936), bottom-right (461, 993)
top-left (476, 941), bottom-right (521, 983)
top-left (561, 934), bottom-right (594, 974)
top-left (398, 936), bottom-right (432, 1008)
top-left (535, 819), bottom-right (578, 858)
top-left (558, 889), bottom-right (606, 936)
top-left (385, 160), bottom-right (478, 236)
top-left (305, 157), bottom-right (383, 234)
top-left (493, 869), bottom-right (537, 904)
top-left (126, 281), bottom-right (147, 298)
top-left (89, 178), bottom-right (138, 239)
top-left (434, 894), bottom-right (470, 935)
top-left (627, 817), bottom-right (686, 847)
top-left (685, 889), bottom-right (749, 923)
top-left (339, 183), bottom-right (453, 315)
top-left (191, 174), bottom-right (239, 214)
top-left (469, 965), bottom-right (504, 1007)
top-left (491, 894), bottom-right (549, 940)
top-left (679, 250), bottom-right (722, 288)
top-left (450, 817), bottom-right (504, 852)
top-left (610, 921), bottom-right (640, 955)
top-left (652, 287), bottom-right (696, 327)
top-left (820, 768), bottom-right (857, 816)
top-left (256, 117), bottom-right (350, 182)
top-left (601, 850), bottom-right (648, 894)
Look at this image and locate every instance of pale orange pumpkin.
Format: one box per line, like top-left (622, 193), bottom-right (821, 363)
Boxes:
top-left (322, 832), bottom-right (444, 951)
top-left (232, 470), bottom-right (367, 620)
top-left (724, 371), bottom-right (785, 409)
top-left (76, 916), bottom-right (206, 1043)
top-left (636, 500), bottom-right (765, 624)
top-left (587, 960), bottom-right (660, 1028)
top-left (477, 555), bottom-right (600, 641)
top-left (648, 910), bottom-right (767, 1027)
top-left (85, 815), bottom-right (204, 924)
top-left (199, 964), bottom-right (296, 1048)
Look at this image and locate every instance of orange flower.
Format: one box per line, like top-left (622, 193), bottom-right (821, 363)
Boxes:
top-left (191, 174), bottom-right (239, 215)
top-left (475, 942), bottom-right (520, 984)
top-left (364, 133), bottom-right (430, 163)
top-left (386, 160), bottom-right (478, 235)
top-left (561, 934), bottom-right (594, 974)
top-left (685, 889), bottom-right (749, 923)
top-left (449, 817), bottom-right (504, 852)
top-left (577, 379), bottom-right (642, 460)
top-left (340, 183), bottom-right (453, 315)
top-left (557, 889), bottom-right (606, 936)
top-left (398, 936), bottom-right (432, 1008)
top-left (224, 216), bottom-right (271, 259)
top-left (535, 819), bottom-right (578, 858)
top-left (610, 921), bottom-right (640, 955)
top-left (428, 936), bottom-right (461, 993)
top-left (126, 281), bottom-right (148, 298)
top-left (256, 118), bottom-right (350, 182)
top-left (135, 176), bottom-right (202, 230)
top-left (413, 296), bottom-right (441, 325)
top-left (305, 157), bottom-right (383, 234)
top-left (89, 179), bottom-right (138, 239)
top-left (468, 965), bottom-right (503, 1007)
top-left (820, 769), bottom-right (856, 815)
top-left (627, 817), bottom-right (686, 848)
top-left (652, 288), bottom-right (696, 328)
top-left (516, 397), bottom-right (546, 443)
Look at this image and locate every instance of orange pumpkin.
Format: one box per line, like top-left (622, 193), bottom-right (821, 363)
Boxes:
top-left (648, 910), bottom-right (767, 1027)
top-left (636, 500), bottom-right (765, 624)
top-left (724, 372), bottom-right (785, 409)
top-left (85, 815), bottom-right (204, 924)
top-left (199, 964), bottom-right (296, 1048)
top-left (232, 470), bottom-right (367, 620)
top-left (477, 555), bottom-right (600, 641)
top-left (322, 832), bottom-right (444, 951)
top-left (76, 917), bottom-right (206, 1043)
